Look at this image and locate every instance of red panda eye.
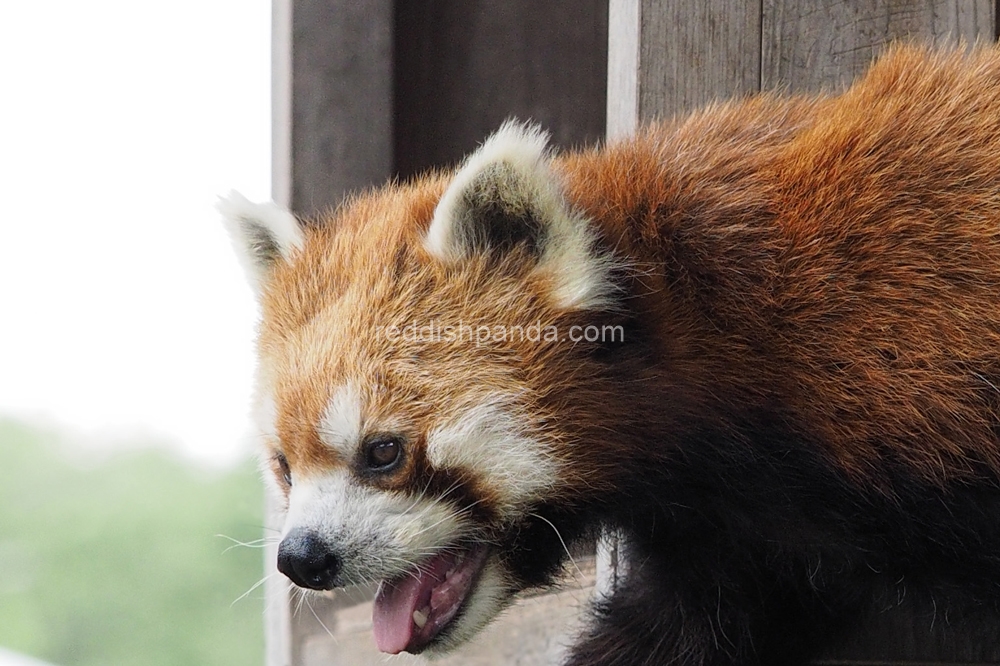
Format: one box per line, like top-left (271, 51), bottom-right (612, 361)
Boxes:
top-left (364, 436), bottom-right (402, 471)
top-left (275, 452), bottom-right (292, 486)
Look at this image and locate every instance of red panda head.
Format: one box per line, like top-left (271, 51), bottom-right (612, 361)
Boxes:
top-left (223, 122), bottom-right (624, 655)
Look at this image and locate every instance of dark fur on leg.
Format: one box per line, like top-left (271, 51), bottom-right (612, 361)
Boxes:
top-left (567, 550), bottom-right (865, 666)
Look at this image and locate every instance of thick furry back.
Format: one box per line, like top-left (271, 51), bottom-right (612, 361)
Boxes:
top-left (558, 45), bottom-right (1000, 489)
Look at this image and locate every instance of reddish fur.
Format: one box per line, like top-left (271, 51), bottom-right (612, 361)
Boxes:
top-left (558, 46), bottom-right (1000, 488)
top-left (253, 45), bottom-right (1000, 664)
top-left (557, 47), bottom-right (1000, 662)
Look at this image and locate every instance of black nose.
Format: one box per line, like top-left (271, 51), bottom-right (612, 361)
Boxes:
top-left (276, 528), bottom-right (340, 590)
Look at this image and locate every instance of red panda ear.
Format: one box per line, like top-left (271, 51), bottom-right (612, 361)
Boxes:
top-left (425, 120), bottom-right (620, 310)
top-left (425, 121), bottom-right (553, 261)
top-left (218, 191), bottom-right (305, 295)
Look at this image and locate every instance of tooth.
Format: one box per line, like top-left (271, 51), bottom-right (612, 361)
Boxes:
top-left (412, 610), bottom-right (428, 629)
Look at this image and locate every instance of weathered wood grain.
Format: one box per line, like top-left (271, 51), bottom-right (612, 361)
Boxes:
top-left (608, 0), bottom-right (761, 133)
top-left (394, 0), bottom-right (608, 178)
top-left (274, 0), bottom-right (394, 215)
top-left (762, 0), bottom-right (995, 93)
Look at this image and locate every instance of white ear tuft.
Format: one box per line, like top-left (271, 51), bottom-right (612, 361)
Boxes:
top-left (425, 120), bottom-right (552, 261)
top-left (424, 120), bottom-right (620, 311)
top-left (218, 191), bottom-right (304, 293)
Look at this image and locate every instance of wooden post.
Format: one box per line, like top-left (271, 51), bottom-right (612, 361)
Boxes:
top-left (263, 496), bottom-right (291, 666)
top-left (272, 0), bottom-right (394, 217)
top-left (607, 0), bottom-right (761, 139)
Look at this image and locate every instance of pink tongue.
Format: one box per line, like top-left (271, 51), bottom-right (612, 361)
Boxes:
top-left (371, 546), bottom-right (487, 654)
top-left (372, 573), bottom-right (425, 654)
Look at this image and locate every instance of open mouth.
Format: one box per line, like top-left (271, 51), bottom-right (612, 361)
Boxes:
top-left (372, 543), bottom-right (490, 654)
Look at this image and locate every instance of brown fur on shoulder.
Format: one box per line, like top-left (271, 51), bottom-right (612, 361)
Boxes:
top-left (560, 45), bottom-right (1000, 488)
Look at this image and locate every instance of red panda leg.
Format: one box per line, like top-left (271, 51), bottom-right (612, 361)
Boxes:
top-left (564, 554), bottom-right (855, 666)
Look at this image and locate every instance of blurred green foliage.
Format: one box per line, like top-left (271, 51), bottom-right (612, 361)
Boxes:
top-left (0, 419), bottom-right (265, 666)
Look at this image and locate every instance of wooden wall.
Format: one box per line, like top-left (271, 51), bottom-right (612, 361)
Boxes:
top-left (268, 1), bottom-right (1000, 664)
top-left (273, 0), bottom-right (606, 216)
top-left (393, 0), bottom-right (607, 178)
top-left (610, 0), bottom-right (995, 134)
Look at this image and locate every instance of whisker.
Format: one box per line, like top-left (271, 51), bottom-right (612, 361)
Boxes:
top-left (216, 534), bottom-right (281, 553)
top-left (394, 480), bottom-right (465, 536)
top-left (407, 497), bottom-right (486, 540)
top-left (232, 572), bottom-right (277, 606)
top-left (305, 597), bottom-right (337, 641)
top-left (530, 512), bottom-right (585, 584)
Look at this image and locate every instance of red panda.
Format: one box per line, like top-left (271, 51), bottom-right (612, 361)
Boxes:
top-left (223, 45), bottom-right (1000, 665)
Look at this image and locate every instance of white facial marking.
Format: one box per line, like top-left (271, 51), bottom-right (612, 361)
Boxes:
top-left (282, 474), bottom-right (323, 535)
top-left (318, 382), bottom-right (363, 458)
top-left (282, 470), bottom-right (471, 586)
top-left (426, 397), bottom-right (557, 516)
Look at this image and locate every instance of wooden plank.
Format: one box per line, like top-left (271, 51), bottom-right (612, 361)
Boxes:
top-left (393, 0), bottom-right (608, 178)
top-left (606, 0), bottom-right (640, 139)
top-left (267, 3), bottom-right (293, 660)
top-left (263, 495), bottom-right (292, 666)
top-left (276, 0), bottom-right (394, 215)
top-left (271, 0), bottom-right (292, 211)
top-left (608, 0), bottom-right (761, 133)
top-left (761, 0), bottom-right (995, 93)
top-left (639, 0), bottom-right (761, 119)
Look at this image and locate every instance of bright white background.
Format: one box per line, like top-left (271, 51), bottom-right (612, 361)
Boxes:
top-left (0, 1), bottom-right (271, 465)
